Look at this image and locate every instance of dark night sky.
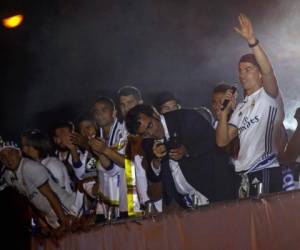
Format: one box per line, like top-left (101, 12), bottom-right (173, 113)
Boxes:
top-left (1, 0), bottom-right (300, 140)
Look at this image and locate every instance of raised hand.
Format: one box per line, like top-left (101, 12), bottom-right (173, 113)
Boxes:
top-left (64, 133), bottom-right (77, 151)
top-left (152, 140), bottom-right (167, 159)
top-left (89, 137), bottom-right (107, 155)
top-left (220, 89), bottom-right (236, 115)
top-left (234, 14), bottom-right (256, 44)
top-left (70, 132), bottom-right (89, 149)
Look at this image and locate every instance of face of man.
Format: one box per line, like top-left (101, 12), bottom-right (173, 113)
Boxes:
top-left (160, 100), bottom-right (179, 114)
top-left (239, 62), bottom-right (262, 94)
top-left (93, 102), bottom-right (115, 128)
top-left (119, 95), bottom-right (142, 118)
top-left (0, 148), bottom-right (22, 171)
top-left (136, 113), bottom-right (164, 139)
top-left (53, 127), bottom-right (72, 149)
top-left (21, 136), bottom-right (39, 160)
top-left (79, 120), bottom-right (97, 138)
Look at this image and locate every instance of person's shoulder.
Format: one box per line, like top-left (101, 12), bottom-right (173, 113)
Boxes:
top-left (22, 157), bottom-right (43, 168)
top-left (22, 158), bottom-right (47, 177)
top-left (43, 157), bottom-right (65, 169)
top-left (164, 109), bottom-right (211, 129)
top-left (44, 156), bottom-right (62, 164)
top-left (259, 87), bottom-right (277, 100)
top-left (231, 101), bottom-right (244, 115)
top-left (258, 87), bottom-right (284, 108)
top-left (116, 120), bottom-right (128, 137)
top-left (194, 106), bottom-right (214, 125)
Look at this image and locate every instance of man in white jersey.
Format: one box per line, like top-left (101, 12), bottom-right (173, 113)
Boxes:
top-left (89, 97), bottom-right (128, 218)
top-left (216, 14), bottom-right (284, 197)
top-left (118, 86), bottom-right (162, 212)
top-left (0, 139), bottom-right (81, 234)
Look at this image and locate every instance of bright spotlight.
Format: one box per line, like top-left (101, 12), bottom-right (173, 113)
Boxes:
top-left (2, 14), bottom-right (24, 29)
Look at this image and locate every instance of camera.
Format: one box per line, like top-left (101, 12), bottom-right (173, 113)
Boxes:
top-left (164, 133), bottom-right (181, 151)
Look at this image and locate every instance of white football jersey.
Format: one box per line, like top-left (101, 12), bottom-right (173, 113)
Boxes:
top-left (98, 119), bottom-right (128, 211)
top-left (229, 87), bottom-right (284, 173)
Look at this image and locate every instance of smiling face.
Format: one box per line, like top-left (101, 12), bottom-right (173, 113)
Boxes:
top-left (239, 62), bottom-right (262, 95)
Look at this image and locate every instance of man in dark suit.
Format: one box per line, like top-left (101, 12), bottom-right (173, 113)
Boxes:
top-left (125, 105), bottom-right (234, 209)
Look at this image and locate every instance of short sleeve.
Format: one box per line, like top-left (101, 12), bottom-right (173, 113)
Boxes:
top-left (228, 107), bottom-right (241, 129)
top-left (261, 88), bottom-right (285, 119)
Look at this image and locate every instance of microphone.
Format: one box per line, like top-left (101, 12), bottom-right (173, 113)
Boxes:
top-left (221, 86), bottom-right (237, 111)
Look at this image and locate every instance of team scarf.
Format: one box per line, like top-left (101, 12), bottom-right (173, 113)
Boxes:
top-left (124, 134), bottom-right (144, 216)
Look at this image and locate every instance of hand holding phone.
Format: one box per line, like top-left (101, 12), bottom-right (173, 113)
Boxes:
top-left (221, 86), bottom-right (237, 111)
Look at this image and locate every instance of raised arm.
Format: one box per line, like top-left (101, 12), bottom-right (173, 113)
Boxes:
top-left (89, 137), bottom-right (125, 167)
top-left (234, 14), bottom-right (279, 98)
top-left (216, 90), bottom-right (238, 147)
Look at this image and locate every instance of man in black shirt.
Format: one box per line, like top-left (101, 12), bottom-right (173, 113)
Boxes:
top-left (126, 104), bottom-right (231, 208)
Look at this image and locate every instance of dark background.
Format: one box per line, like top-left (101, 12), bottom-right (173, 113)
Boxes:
top-left (1, 0), bottom-right (300, 140)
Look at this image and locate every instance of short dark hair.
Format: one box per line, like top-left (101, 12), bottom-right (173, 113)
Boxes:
top-left (125, 104), bottom-right (155, 135)
top-left (117, 85), bottom-right (142, 101)
top-left (75, 112), bottom-right (94, 131)
top-left (22, 129), bottom-right (51, 159)
top-left (239, 53), bottom-right (261, 71)
top-left (154, 91), bottom-right (178, 110)
top-left (94, 96), bottom-right (116, 111)
top-left (50, 121), bottom-right (74, 137)
top-left (213, 83), bottom-right (232, 94)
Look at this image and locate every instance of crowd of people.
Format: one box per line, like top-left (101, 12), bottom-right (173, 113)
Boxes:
top-left (1, 14), bottom-right (300, 240)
